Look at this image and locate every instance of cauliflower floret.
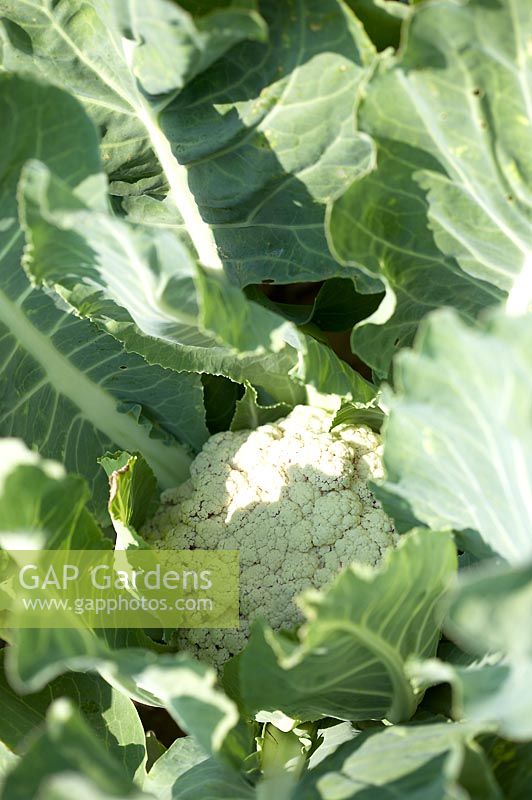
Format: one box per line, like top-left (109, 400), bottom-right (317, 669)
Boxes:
top-left (142, 405), bottom-right (397, 667)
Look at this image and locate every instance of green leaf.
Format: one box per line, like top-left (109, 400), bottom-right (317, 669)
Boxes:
top-left (110, 651), bottom-right (247, 765)
top-left (99, 452), bottom-right (158, 549)
top-left (331, 401), bottom-right (384, 433)
top-left (202, 375), bottom-right (243, 434)
top-left (0, 655), bottom-right (146, 783)
top-left (413, 559), bottom-right (532, 741)
top-left (484, 737), bottom-right (532, 800)
top-left (309, 279), bottom-right (384, 332)
top-left (0, 0), bottom-right (378, 287)
top-left (19, 155), bottom-right (306, 407)
top-left (7, 12), bottom-right (375, 411)
top-left (0, 440), bottom-right (158, 703)
top-left (5, 615), bottom-right (242, 763)
top-left (0, 742), bottom-right (17, 783)
top-left (295, 335), bottom-right (375, 410)
top-left (345, 0), bottom-right (409, 51)
top-left (241, 530), bottom-right (456, 723)
top-left (307, 722), bottom-right (358, 769)
top-left (0, 439), bottom-right (108, 551)
top-left (0, 0), bottom-right (265, 211)
top-left (327, 142), bottom-right (502, 377)
top-left (0, 74), bottom-right (202, 511)
top-left (166, 757), bottom-right (254, 799)
top-left (29, 774), bottom-right (152, 800)
top-left (4, 629), bottom-right (159, 701)
top-left (5, 643), bottom-right (251, 774)
top-left (161, 0), bottom-right (377, 286)
top-left (247, 279), bottom-right (385, 335)
top-left (143, 737), bottom-right (208, 799)
top-left (144, 732), bottom-right (166, 774)
top-left (360, 0), bottom-right (532, 299)
top-left (328, 0), bottom-right (532, 374)
top-left (0, 699), bottom-right (148, 800)
top-left (114, 0), bottom-right (267, 96)
top-left (230, 384), bottom-right (290, 432)
top-left (378, 309), bottom-right (532, 565)
top-left (294, 721), bottom-right (501, 800)
top-left (21, 143), bottom-right (374, 408)
top-left (6, 628), bottom-right (248, 769)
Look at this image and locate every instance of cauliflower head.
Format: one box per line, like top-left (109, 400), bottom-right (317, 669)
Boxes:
top-left (142, 405), bottom-right (397, 667)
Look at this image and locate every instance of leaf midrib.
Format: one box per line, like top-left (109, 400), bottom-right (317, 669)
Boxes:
top-left (0, 282), bottom-right (191, 487)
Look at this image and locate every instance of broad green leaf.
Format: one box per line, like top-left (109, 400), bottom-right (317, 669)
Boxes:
top-left (6, 580), bottom-right (245, 763)
top-left (144, 733), bottom-right (166, 773)
top-left (5, 11), bottom-right (377, 411)
top-left (294, 721), bottom-right (500, 800)
top-left (0, 0), bottom-right (265, 214)
top-left (7, 634), bottom-right (248, 768)
top-left (90, 649), bottom-right (252, 769)
top-left (308, 278), bottom-right (384, 332)
top-left (294, 334), bottom-right (375, 410)
top-left (413, 560), bottom-right (532, 741)
top-left (0, 74), bottom-right (202, 510)
top-left (19, 156), bottom-right (305, 405)
top-left (378, 309), bottom-right (532, 565)
top-left (202, 375), bottom-right (243, 434)
top-left (327, 142), bottom-right (502, 377)
top-left (0, 699), bottom-right (147, 800)
top-left (0, 0), bottom-right (378, 287)
top-left (307, 722), bottom-right (358, 769)
top-left (0, 0), bottom-right (231, 283)
top-left (255, 723), bottom-right (311, 800)
top-left (21, 150), bottom-right (373, 407)
top-left (6, 642), bottom-right (251, 774)
top-left (328, 0), bottom-right (531, 374)
top-left (359, 0), bottom-right (532, 298)
top-left (241, 530), bottom-right (456, 723)
top-left (160, 0), bottom-right (377, 286)
top-left (111, 651), bottom-right (251, 767)
top-left (4, 628), bottom-right (161, 700)
top-left (114, 0), bottom-right (267, 95)
top-left (0, 656), bottom-right (146, 783)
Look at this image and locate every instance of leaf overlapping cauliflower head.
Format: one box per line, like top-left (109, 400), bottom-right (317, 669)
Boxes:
top-left (143, 405), bottom-right (397, 666)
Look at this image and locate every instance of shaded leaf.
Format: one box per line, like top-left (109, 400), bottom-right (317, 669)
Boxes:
top-left (328, 0), bottom-right (532, 373)
top-left (230, 384), bottom-right (290, 432)
top-left (0, 655), bottom-right (146, 783)
top-left (0, 74), bottom-right (201, 511)
top-left (345, 0), bottom-right (408, 51)
top-left (143, 736), bottom-right (208, 800)
top-left (115, 0), bottom-right (266, 95)
top-left (413, 559), bottom-right (532, 741)
top-left (1, 700), bottom-right (144, 800)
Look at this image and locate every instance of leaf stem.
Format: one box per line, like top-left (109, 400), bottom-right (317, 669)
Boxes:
top-left (138, 103), bottom-right (224, 271)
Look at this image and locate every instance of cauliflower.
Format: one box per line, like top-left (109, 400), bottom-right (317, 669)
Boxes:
top-left (142, 405), bottom-right (397, 667)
